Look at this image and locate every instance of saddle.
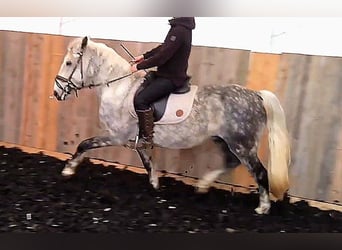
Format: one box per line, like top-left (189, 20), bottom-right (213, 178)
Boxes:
top-left (129, 72), bottom-right (198, 125)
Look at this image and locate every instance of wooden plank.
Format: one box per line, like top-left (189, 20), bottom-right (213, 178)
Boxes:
top-left (19, 33), bottom-right (60, 150)
top-left (246, 52), bottom-right (281, 91)
top-left (187, 46), bottom-right (203, 86)
top-left (20, 33), bottom-right (41, 148)
top-left (235, 50), bottom-right (251, 87)
top-left (298, 56), bottom-right (327, 199)
top-left (213, 48), bottom-right (227, 83)
top-left (20, 33), bottom-right (33, 147)
top-left (291, 56), bottom-right (342, 202)
top-left (37, 35), bottom-right (64, 150)
top-left (2, 32), bottom-right (26, 144)
top-left (0, 32), bottom-right (5, 140)
top-left (35, 35), bottom-right (53, 149)
top-left (315, 56), bottom-right (342, 202)
top-left (216, 48), bottom-right (250, 86)
top-left (55, 36), bottom-right (79, 154)
top-left (331, 125), bottom-right (342, 203)
top-left (278, 55), bottom-right (311, 198)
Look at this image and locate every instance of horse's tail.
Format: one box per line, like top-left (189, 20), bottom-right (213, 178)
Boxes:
top-left (258, 90), bottom-right (291, 200)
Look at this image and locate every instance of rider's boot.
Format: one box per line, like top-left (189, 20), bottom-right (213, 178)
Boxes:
top-left (135, 107), bottom-right (154, 149)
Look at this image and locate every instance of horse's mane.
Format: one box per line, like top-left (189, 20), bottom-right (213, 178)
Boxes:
top-left (68, 37), bottom-right (133, 83)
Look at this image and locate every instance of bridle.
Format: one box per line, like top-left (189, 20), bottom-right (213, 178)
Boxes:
top-left (54, 45), bottom-right (132, 99)
top-left (55, 50), bottom-right (85, 98)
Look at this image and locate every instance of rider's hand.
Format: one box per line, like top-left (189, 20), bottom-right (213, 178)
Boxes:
top-left (134, 55), bottom-right (144, 63)
top-left (130, 55), bottom-right (144, 65)
top-left (130, 64), bottom-right (138, 73)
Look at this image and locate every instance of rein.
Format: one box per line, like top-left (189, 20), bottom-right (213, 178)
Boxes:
top-left (55, 48), bottom-right (133, 98)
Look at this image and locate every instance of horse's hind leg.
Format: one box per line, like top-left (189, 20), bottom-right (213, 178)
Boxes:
top-left (62, 136), bottom-right (116, 177)
top-left (196, 136), bottom-right (241, 193)
top-left (245, 154), bottom-right (270, 215)
top-left (136, 148), bottom-right (159, 189)
top-left (220, 138), bottom-right (270, 214)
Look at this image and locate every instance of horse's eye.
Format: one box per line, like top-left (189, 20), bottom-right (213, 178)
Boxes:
top-left (66, 61), bottom-right (72, 66)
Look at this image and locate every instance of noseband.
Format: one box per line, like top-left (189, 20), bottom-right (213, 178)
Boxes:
top-left (55, 50), bottom-right (85, 98)
top-left (55, 47), bottom-right (133, 99)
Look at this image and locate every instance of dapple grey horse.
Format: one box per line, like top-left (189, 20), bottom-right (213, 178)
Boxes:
top-left (53, 37), bottom-right (291, 214)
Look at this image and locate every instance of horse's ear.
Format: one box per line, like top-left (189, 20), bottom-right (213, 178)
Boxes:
top-left (81, 36), bottom-right (88, 50)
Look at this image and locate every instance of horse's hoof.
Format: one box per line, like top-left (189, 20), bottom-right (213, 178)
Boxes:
top-left (61, 167), bottom-right (75, 177)
top-left (151, 181), bottom-right (159, 190)
top-left (195, 186), bottom-right (209, 193)
top-left (149, 172), bottom-right (159, 190)
top-left (254, 206), bottom-right (270, 215)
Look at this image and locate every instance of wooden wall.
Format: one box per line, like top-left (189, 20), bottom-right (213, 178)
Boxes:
top-left (0, 30), bottom-right (341, 205)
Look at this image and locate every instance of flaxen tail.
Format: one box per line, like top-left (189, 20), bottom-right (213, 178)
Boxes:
top-left (258, 90), bottom-right (291, 200)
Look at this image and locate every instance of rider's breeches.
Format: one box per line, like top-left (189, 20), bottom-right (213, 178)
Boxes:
top-left (134, 77), bottom-right (176, 110)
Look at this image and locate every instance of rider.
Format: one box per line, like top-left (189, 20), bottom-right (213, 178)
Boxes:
top-left (130, 17), bottom-right (196, 149)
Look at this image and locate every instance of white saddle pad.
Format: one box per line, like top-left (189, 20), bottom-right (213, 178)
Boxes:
top-left (128, 85), bottom-right (198, 125)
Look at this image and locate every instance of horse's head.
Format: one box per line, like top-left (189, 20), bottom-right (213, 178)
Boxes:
top-left (53, 36), bottom-right (135, 101)
top-left (53, 36), bottom-right (90, 101)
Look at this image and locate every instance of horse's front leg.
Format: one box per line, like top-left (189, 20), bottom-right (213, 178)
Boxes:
top-left (61, 136), bottom-right (119, 177)
top-left (136, 148), bottom-right (159, 189)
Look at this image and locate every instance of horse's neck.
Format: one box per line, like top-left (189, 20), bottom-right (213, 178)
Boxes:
top-left (97, 75), bottom-right (140, 104)
top-left (91, 43), bottom-right (141, 103)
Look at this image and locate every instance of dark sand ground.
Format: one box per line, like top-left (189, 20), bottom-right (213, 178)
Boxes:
top-left (0, 146), bottom-right (341, 232)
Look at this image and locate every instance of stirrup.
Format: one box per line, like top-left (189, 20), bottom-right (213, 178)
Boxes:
top-left (133, 134), bottom-right (153, 150)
